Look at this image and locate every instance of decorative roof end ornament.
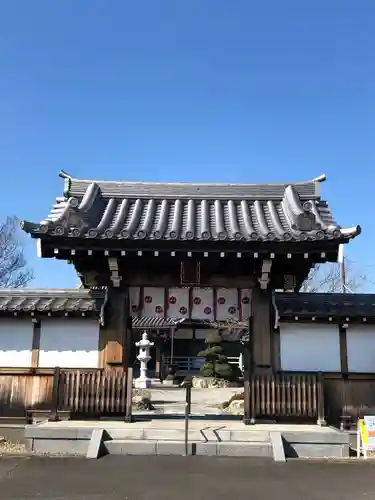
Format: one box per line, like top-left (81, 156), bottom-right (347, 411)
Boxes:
top-left (59, 170), bottom-right (73, 197)
top-left (312, 174), bottom-right (326, 183)
top-left (59, 170), bottom-right (72, 179)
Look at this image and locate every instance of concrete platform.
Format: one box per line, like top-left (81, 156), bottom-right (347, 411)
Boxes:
top-left (24, 420), bottom-right (349, 459)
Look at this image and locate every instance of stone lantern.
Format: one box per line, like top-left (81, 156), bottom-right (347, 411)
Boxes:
top-left (135, 331), bottom-right (154, 389)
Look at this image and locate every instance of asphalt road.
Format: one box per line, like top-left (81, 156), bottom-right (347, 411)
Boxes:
top-left (0, 455), bottom-right (374, 500)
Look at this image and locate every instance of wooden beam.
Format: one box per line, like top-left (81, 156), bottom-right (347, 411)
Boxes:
top-left (339, 324), bottom-right (349, 373)
top-left (31, 320), bottom-right (41, 368)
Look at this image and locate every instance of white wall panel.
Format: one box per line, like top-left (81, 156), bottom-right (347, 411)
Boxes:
top-left (0, 319), bottom-right (33, 367)
top-left (280, 323), bottom-right (340, 372)
top-left (347, 325), bottom-right (375, 373)
top-left (39, 319), bottom-right (100, 368)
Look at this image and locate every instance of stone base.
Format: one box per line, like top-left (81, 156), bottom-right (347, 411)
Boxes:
top-left (162, 379), bottom-right (178, 387)
top-left (134, 378), bottom-right (152, 389)
top-left (192, 377), bottom-right (242, 389)
top-left (23, 422), bottom-right (350, 460)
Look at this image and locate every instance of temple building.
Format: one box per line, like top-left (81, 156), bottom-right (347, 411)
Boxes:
top-left (0, 170), bottom-right (363, 378)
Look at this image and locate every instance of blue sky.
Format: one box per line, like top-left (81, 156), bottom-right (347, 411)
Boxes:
top-left (0, 1), bottom-right (374, 289)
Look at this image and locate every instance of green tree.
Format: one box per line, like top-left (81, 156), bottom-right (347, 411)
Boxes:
top-left (198, 332), bottom-right (236, 381)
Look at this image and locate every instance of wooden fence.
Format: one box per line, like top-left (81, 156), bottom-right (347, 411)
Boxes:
top-left (323, 373), bottom-right (375, 423)
top-left (1, 368), bottom-right (375, 425)
top-left (53, 368), bottom-right (133, 420)
top-left (244, 373), bottom-right (324, 424)
top-left (0, 368), bottom-right (55, 419)
top-left (0, 367), bottom-right (133, 423)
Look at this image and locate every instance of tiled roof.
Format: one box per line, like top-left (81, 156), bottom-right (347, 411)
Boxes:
top-left (132, 317), bottom-right (178, 329)
top-left (0, 288), bottom-right (374, 320)
top-left (275, 293), bottom-right (375, 319)
top-left (20, 172), bottom-right (360, 243)
top-left (0, 288), bottom-right (105, 315)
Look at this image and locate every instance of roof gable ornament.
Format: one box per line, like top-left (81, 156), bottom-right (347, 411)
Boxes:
top-left (282, 185), bottom-right (322, 234)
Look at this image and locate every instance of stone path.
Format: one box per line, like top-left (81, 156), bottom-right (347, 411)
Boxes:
top-left (134, 386), bottom-right (241, 415)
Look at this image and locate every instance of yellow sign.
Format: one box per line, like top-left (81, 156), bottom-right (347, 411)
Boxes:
top-left (360, 419), bottom-right (368, 446)
top-left (358, 417), bottom-right (375, 458)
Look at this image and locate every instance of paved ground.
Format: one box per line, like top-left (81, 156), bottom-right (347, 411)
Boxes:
top-left (135, 385), bottom-right (241, 415)
top-left (0, 456), bottom-right (375, 499)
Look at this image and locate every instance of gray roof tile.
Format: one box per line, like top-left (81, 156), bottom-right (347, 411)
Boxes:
top-left (21, 172), bottom-right (361, 243)
top-left (0, 288), bottom-right (104, 314)
top-left (0, 288), bottom-right (373, 320)
top-left (276, 292), bottom-right (375, 319)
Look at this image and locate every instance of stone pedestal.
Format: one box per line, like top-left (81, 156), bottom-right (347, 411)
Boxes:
top-left (134, 377), bottom-right (152, 389)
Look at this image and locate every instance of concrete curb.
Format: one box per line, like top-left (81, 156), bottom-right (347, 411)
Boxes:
top-left (270, 431), bottom-right (286, 462)
top-left (86, 429), bottom-right (106, 459)
top-left (104, 439), bottom-right (273, 457)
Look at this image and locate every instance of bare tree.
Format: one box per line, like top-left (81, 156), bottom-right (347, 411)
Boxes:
top-left (300, 260), bottom-right (364, 293)
top-left (0, 216), bottom-right (33, 288)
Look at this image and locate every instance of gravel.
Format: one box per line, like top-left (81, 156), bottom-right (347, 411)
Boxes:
top-left (0, 437), bottom-right (28, 455)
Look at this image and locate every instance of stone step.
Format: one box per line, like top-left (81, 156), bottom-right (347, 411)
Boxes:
top-left (104, 428), bottom-right (270, 442)
top-left (104, 439), bottom-right (273, 457)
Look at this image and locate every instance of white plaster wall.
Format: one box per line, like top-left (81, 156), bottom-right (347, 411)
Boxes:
top-left (280, 323), bottom-right (340, 372)
top-left (0, 319), bottom-right (33, 367)
top-left (347, 325), bottom-right (375, 373)
top-left (39, 319), bottom-right (100, 368)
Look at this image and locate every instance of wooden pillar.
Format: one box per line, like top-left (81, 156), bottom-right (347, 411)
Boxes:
top-left (251, 285), bottom-right (273, 374)
top-left (339, 324), bottom-right (349, 374)
top-left (31, 319), bottom-right (41, 368)
top-left (99, 286), bottom-right (131, 371)
top-left (155, 341), bottom-right (161, 379)
top-left (272, 326), bottom-right (281, 372)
